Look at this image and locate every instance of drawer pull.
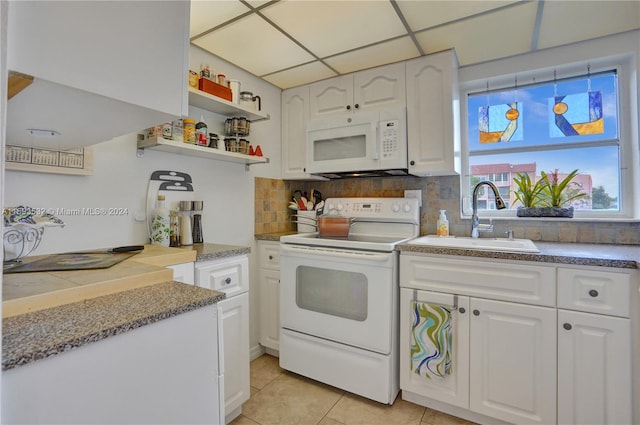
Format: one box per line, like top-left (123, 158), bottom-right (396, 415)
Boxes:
top-left (563, 323), bottom-right (572, 330)
top-left (588, 289), bottom-right (599, 297)
top-left (459, 307), bottom-right (466, 314)
top-left (224, 277), bottom-right (232, 285)
top-left (269, 255), bottom-right (273, 260)
top-left (473, 309), bottom-right (480, 316)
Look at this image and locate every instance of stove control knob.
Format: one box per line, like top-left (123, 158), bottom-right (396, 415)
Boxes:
top-left (403, 203), bottom-right (412, 213)
top-left (392, 203), bottom-right (401, 213)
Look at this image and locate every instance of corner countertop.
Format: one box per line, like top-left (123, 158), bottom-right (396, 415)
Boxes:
top-left (398, 240), bottom-right (640, 269)
top-left (2, 281), bottom-right (225, 371)
top-left (255, 231), bottom-right (297, 242)
top-left (183, 243), bottom-right (251, 262)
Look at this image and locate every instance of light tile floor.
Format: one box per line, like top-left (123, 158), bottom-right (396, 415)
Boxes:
top-left (230, 354), bottom-right (477, 425)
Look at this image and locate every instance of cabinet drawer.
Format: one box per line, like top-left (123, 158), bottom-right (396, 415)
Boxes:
top-left (195, 256), bottom-right (248, 298)
top-left (557, 268), bottom-right (631, 317)
top-left (400, 254), bottom-right (556, 306)
top-left (258, 241), bottom-right (280, 270)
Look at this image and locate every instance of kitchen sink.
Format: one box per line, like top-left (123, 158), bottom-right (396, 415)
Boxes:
top-left (409, 235), bottom-right (540, 253)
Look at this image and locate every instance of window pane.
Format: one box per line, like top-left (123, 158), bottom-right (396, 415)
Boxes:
top-left (469, 146), bottom-right (620, 211)
top-left (468, 73), bottom-right (618, 153)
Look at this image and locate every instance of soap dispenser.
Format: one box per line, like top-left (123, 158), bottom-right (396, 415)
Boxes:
top-left (437, 210), bottom-right (449, 237)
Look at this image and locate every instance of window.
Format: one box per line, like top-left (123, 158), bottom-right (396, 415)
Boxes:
top-left (461, 54), bottom-right (637, 220)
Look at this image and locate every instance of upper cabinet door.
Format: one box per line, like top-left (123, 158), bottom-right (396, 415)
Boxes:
top-left (406, 50), bottom-right (461, 176)
top-left (354, 62), bottom-right (406, 113)
top-left (7, 1), bottom-right (188, 117)
top-left (309, 63), bottom-right (406, 120)
top-left (6, 1), bottom-right (189, 149)
top-left (309, 75), bottom-right (353, 119)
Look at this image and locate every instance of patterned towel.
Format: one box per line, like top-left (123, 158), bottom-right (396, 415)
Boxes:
top-left (410, 301), bottom-right (453, 379)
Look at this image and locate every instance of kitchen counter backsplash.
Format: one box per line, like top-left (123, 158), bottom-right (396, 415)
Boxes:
top-left (255, 176), bottom-right (640, 245)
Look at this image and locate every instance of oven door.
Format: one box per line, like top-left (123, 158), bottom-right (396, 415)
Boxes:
top-left (280, 243), bottom-right (397, 354)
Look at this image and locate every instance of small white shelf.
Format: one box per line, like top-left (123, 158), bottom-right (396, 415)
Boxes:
top-left (188, 88), bottom-right (270, 122)
top-left (137, 136), bottom-right (269, 167)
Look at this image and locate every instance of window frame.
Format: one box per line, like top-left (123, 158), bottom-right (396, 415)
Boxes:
top-left (459, 40), bottom-right (639, 221)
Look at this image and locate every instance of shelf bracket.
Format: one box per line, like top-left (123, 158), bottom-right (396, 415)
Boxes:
top-left (249, 113), bottom-right (271, 124)
top-left (136, 148), bottom-right (145, 158)
top-left (245, 157), bottom-right (270, 171)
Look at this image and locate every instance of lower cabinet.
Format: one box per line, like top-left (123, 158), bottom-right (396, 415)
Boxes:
top-left (400, 253), bottom-right (638, 425)
top-left (257, 241), bottom-right (281, 352)
top-left (218, 293), bottom-right (250, 422)
top-left (195, 255), bottom-right (250, 424)
top-left (400, 289), bottom-right (556, 425)
top-left (167, 261), bottom-right (195, 284)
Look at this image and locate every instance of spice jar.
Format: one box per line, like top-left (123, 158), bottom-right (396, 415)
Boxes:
top-left (217, 73), bottom-right (226, 86)
top-left (209, 133), bottom-right (219, 149)
top-left (171, 119), bottom-right (183, 142)
top-left (183, 118), bottom-right (196, 144)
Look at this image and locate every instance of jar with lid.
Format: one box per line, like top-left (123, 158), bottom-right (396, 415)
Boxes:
top-left (208, 133), bottom-right (219, 149)
top-left (171, 119), bottom-right (183, 142)
top-left (195, 116), bottom-right (208, 146)
top-left (183, 118), bottom-right (196, 144)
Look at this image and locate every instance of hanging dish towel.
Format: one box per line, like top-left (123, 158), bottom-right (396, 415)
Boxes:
top-left (410, 301), bottom-right (453, 379)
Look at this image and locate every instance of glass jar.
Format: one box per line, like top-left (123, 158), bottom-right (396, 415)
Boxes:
top-left (183, 118), bottom-right (196, 144)
top-left (209, 133), bottom-right (219, 149)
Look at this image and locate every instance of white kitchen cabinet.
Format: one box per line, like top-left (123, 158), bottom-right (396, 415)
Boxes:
top-left (469, 298), bottom-right (556, 424)
top-left (195, 255), bottom-right (250, 424)
top-left (400, 253), bottom-right (639, 425)
top-left (282, 85), bottom-right (323, 180)
top-left (400, 254), bottom-right (557, 424)
top-left (6, 1), bottom-right (189, 149)
top-left (405, 49), bottom-right (461, 176)
top-left (168, 261), bottom-right (195, 285)
top-left (258, 241), bottom-right (281, 352)
top-left (557, 310), bottom-right (631, 425)
top-left (309, 62), bottom-right (406, 119)
top-left (2, 305), bottom-right (223, 424)
top-left (557, 267), bottom-right (634, 425)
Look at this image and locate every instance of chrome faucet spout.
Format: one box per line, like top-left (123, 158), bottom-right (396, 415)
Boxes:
top-left (471, 181), bottom-right (506, 238)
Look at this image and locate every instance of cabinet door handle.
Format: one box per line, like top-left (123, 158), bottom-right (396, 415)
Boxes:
top-left (346, 105), bottom-right (351, 110)
top-left (268, 255), bottom-right (273, 260)
top-left (354, 103), bottom-right (360, 109)
top-left (563, 323), bottom-right (573, 330)
top-left (410, 160), bottom-right (415, 166)
top-left (458, 307), bottom-right (466, 314)
top-left (588, 289), bottom-right (599, 297)
top-left (224, 277), bottom-right (232, 285)
top-left (473, 309), bottom-right (480, 316)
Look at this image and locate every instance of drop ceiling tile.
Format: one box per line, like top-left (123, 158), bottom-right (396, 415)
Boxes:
top-left (415, 1), bottom-right (538, 66)
top-left (192, 14), bottom-right (315, 76)
top-left (324, 37), bottom-right (420, 74)
top-left (262, 61), bottom-right (337, 89)
top-left (397, 0), bottom-right (520, 31)
top-left (190, 1), bottom-right (251, 38)
top-left (537, 1), bottom-right (640, 49)
top-left (261, 0), bottom-right (407, 58)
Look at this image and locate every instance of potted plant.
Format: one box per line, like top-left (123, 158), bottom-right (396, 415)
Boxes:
top-left (515, 169), bottom-right (587, 218)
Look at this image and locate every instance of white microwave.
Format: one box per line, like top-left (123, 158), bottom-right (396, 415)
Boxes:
top-left (306, 108), bottom-right (407, 178)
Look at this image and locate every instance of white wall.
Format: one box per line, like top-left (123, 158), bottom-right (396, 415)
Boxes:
top-left (4, 45), bottom-right (283, 355)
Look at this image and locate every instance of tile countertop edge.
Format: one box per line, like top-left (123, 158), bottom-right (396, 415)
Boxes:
top-left (2, 281), bottom-right (225, 371)
top-left (397, 241), bottom-right (640, 269)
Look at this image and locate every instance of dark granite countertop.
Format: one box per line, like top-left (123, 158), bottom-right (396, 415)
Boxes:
top-left (2, 281), bottom-right (225, 371)
top-left (259, 232), bottom-right (639, 269)
top-left (398, 241), bottom-right (640, 269)
top-left (182, 243), bottom-right (250, 262)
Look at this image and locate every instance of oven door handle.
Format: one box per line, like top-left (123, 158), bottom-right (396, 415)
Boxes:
top-left (280, 244), bottom-right (392, 262)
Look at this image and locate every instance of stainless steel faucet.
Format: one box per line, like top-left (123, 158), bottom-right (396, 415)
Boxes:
top-left (471, 181), bottom-right (506, 238)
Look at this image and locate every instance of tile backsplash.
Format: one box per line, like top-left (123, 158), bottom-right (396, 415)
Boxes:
top-left (255, 176), bottom-right (640, 245)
